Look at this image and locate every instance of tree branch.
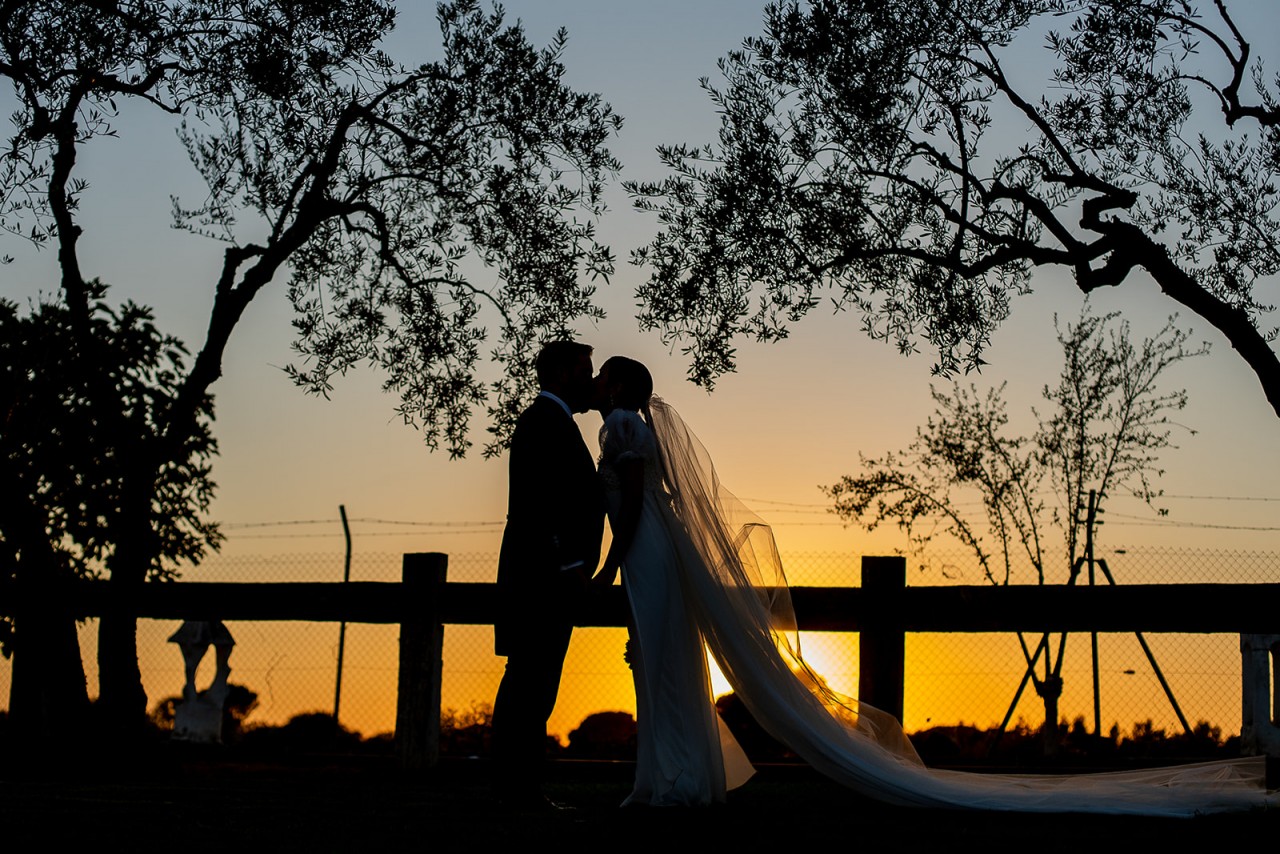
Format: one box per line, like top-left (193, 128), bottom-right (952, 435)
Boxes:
top-left (1092, 219), bottom-right (1280, 418)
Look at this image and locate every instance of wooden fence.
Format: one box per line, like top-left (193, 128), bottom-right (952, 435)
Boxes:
top-left (16, 552), bottom-right (1280, 770)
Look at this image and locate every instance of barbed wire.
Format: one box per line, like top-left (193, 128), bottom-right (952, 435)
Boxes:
top-left (1097, 516), bottom-right (1280, 533)
top-left (224, 518), bottom-right (504, 530)
top-left (223, 519), bottom-right (340, 529)
top-left (745, 493), bottom-right (1280, 510)
top-left (229, 534), bottom-right (501, 540)
top-left (217, 488), bottom-right (1280, 541)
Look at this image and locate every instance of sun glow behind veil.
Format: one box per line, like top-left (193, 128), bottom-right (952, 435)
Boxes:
top-left (648, 396), bottom-right (937, 757)
top-left (643, 395), bottom-right (1274, 815)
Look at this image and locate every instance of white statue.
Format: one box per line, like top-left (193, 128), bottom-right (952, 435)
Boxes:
top-left (167, 620), bottom-right (236, 743)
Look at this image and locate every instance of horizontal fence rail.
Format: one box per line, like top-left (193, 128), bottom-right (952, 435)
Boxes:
top-left (12, 580), bottom-right (1280, 633)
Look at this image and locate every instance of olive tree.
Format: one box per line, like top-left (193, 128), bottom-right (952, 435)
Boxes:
top-left (0, 0), bottom-right (620, 731)
top-left (630, 1), bottom-right (1278, 409)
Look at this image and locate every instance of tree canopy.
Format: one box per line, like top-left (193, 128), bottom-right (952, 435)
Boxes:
top-left (2, 0), bottom-right (621, 458)
top-left (630, 0), bottom-right (1279, 411)
top-left (0, 286), bottom-right (219, 594)
top-left (0, 0), bottom-right (621, 726)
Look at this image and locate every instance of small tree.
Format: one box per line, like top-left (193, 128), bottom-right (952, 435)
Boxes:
top-left (1, 1), bottom-right (620, 731)
top-left (825, 306), bottom-right (1205, 744)
top-left (827, 306), bottom-right (1205, 580)
top-left (825, 381), bottom-right (1045, 585)
top-left (1, 288), bottom-right (218, 738)
top-left (1039, 311), bottom-right (1207, 570)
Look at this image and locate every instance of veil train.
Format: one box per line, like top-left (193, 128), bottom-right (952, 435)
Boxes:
top-left (644, 395), bottom-right (1274, 815)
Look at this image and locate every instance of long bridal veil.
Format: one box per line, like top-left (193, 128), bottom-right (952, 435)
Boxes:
top-left (644, 396), bottom-right (1274, 815)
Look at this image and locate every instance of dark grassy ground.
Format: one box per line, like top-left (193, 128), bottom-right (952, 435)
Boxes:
top-left (1, 753), bottom-right (1275, 852)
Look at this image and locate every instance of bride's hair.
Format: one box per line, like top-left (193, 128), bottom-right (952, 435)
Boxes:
top-left (603, 356), bottom-right (653, 412)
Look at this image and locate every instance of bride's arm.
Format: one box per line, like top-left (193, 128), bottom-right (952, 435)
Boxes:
top-left (592, 456), bottom-right (643, 587)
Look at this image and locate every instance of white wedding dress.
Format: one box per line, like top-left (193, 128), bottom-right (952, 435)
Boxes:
top-left (599, 398), bottom-right (1275, 815)
top-left (600, 406), bottom-right (754, 805)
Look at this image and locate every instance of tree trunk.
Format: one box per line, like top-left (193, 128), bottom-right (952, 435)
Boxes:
top-left (96, 615), bottom-right (147, 728)
top-left (95, 572), bottom-right (149, 735)
top-left (95, 510), bottom-right (152, 735)
top-left (8, 575), bottom-right (90, 746)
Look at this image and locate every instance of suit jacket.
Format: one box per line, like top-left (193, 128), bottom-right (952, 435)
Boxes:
top-left (494, 395), bottom-right (604, 655)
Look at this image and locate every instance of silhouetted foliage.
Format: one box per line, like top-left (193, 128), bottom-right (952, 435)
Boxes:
top-left (436, 700), bottom-right (577, 758)
top-left (826, 305), bottom-right (1204, 583)
top-left (909, 715), bottom-right (1233, 768)
top-left (826, 307), bottom-right (1204, 749)
top-left (150, 682), bottom-right (260, 742)
top-left (0, 287), bottom-right (218, 734)
top-left (831, 380), bottom-right (1043, 585)
top-left (631, 1), bottom-right (1280, 416)
top-left (565, 711), bottom-right (636, 760)
top-left (240, 712), bottom-right (364, 754)
top-left (0, 288), bottom-right (220, 592)
top-left (1, 0), bottom-right (619, 731)
top-left (1116, 717), bottom-right (1232, 761)
top-left (439, 701), bottom-right (493, 757)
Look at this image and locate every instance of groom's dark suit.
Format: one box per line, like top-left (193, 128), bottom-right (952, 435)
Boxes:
top-left (492, 393), bottom-right (604, 799)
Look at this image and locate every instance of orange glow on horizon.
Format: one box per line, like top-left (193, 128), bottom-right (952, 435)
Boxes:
top-left (20, 614), bottom-right (1238, 748)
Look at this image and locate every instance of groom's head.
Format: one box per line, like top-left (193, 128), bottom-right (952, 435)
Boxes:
top-left (536, 340), bottom-right (594, 413)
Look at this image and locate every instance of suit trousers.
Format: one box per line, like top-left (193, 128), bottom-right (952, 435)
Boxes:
top-left (490, 618), bottom-right (574, 796)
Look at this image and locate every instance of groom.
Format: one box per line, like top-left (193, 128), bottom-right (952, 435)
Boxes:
top-left (491, 340), bottom-right (604, 808)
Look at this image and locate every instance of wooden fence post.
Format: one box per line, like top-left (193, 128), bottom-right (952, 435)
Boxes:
top-left (859, 555), bottom-right (906, 724)
top-left (395, 552), bottom-right (447, 770)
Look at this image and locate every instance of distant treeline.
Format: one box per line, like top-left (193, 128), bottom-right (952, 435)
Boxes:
top-left (47, 686), bottom-right (1231, 768)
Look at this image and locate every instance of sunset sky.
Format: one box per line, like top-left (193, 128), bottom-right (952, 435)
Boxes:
top-left (4, 2), bottom-right (1279, 741)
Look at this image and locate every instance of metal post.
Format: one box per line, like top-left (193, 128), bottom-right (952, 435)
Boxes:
top-left (333, 505), bottom-right (352, 723)
top-left (1086, 491), bottom-right (1101, 737)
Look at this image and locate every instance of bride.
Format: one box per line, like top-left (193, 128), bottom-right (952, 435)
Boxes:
top-left (588, 356), bottom-right (1273, 814)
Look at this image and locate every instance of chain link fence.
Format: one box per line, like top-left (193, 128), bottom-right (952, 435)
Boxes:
top-left (894, 545), bottom-right (1280, 740)
top-left (1, 546), bottom-right (1276, 744)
